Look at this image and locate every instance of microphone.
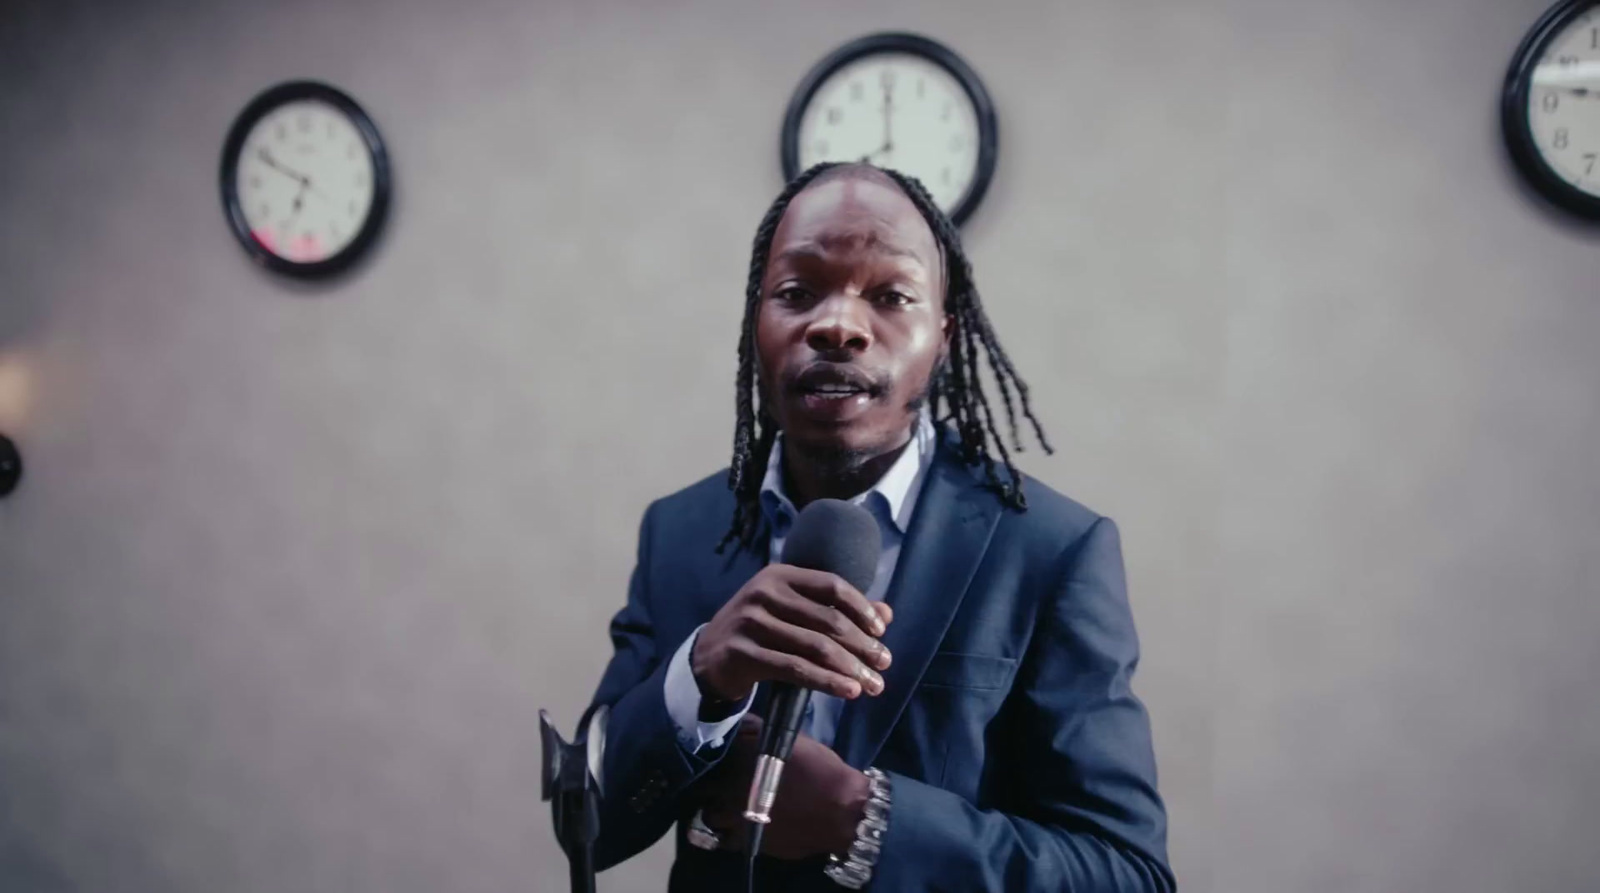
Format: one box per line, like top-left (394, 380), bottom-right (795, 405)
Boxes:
top-left (744, 498), bottom-right (882, 825)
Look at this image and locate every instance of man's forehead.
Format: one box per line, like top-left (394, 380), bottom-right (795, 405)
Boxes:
top-left (773, 175), bottom-right (940, 268)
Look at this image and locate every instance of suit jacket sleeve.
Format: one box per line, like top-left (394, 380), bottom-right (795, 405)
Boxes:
top-left (873, 517), bottom-right (1176, 892)
top-left (576, 501), bottom-right (732, 870)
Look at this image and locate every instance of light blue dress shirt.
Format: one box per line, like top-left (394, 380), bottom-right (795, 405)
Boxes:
top-left (662, 413), bottom-right (937, 753)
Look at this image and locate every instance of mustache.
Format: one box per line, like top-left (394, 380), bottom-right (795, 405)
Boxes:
top-left (784, 361), bottom-right (889, 397)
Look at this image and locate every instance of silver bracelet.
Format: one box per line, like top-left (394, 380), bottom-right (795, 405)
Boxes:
top-left (824, 767), bottom-right (891, 889)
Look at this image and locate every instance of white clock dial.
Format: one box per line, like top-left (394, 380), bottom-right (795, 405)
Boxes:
top-left (234, 99), bottom-right (376, 264)
top-left (795, 52), bottom-right (982, 214)
top-left (1527, 7), bottom-right (1600, 196)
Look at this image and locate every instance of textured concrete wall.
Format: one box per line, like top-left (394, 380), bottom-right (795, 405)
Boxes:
top-left (1, 1), bottom-right (1596, 891)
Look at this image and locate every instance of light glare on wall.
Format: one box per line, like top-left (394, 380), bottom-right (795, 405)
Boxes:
top-left (0, 353), bottom-right (34, 430)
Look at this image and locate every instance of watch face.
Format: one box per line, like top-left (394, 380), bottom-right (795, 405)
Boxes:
top-left (1505, 0), bottom-right (1600, 219)
top-left (1524, 8), bottom-right (1600, 198)
top-left (784, 34), bottom-right (998, 226)
top-left (795, 52), bottom-right (982, 214)
top-left (220, 82), bottom-right (390, 276)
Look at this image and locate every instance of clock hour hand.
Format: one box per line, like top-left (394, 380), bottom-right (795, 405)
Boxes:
top-left (859, 145), bottom-right (892, 164)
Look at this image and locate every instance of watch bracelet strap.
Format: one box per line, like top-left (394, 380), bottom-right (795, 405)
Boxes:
top-left (824, 767), bottom-right (891, 889)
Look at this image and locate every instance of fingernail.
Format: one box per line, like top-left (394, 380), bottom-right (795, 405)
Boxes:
top-left (858, 664), bottom-right (883, 693)
top-left (876, 644), bottom-right (892, 669)
top-left (871, 617), bottom-right (886, 636)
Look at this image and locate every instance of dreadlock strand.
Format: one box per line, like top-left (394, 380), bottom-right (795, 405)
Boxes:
top-left (718, 162), bottom-right (840, 552)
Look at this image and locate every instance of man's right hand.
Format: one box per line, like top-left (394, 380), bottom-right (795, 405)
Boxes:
top-left (690, 565), bottom-right (894, 703)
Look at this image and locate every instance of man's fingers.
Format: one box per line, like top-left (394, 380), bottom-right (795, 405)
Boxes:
top-left (742, 641), bottom-right (867, 699)
top-left (779, 566), bottom-right (885, 637)
top-left (763, 591), bottom-right (892, 671)
top-left (747, 618), bottom-right (884, 696)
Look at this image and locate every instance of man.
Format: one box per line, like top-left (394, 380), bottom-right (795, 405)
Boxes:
top-left (577, 163), bottom-right (1173, 892)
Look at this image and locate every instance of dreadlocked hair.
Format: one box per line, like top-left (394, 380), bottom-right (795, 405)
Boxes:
top-left (718, 162), bottom-right (1052, 553)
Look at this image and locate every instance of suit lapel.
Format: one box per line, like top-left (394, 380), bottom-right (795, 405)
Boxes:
top-left (833, 445), bottom-right (1003, 770)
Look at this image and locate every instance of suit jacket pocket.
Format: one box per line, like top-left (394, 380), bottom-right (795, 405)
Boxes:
top-left (918, 651), bottom-right (1017, 691)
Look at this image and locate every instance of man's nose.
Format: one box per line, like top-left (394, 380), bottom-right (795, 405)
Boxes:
top-left (804, 294), bottom-right (872, 353)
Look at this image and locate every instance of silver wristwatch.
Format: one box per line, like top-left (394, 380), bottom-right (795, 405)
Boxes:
top-left (824, 767), bottom-right (891, 889)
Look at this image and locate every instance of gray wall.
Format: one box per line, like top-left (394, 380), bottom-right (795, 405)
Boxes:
top-left (1, 1), bottom-right (1596, 891)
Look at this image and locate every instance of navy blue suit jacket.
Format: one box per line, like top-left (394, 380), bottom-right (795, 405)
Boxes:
top-left (580, 435), bottom-right (1174, 891)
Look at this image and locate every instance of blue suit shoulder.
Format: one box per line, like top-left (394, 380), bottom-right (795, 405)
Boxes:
top-left (978, 460), bottom-right (1113, 565)
top-left (639, 467), bottom-right (738, 547)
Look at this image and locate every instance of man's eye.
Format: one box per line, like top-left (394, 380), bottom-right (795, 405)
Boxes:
top-left (876, 291), bottom-right (913, 306)
top-left (774, 287), bottom-right (811, 303)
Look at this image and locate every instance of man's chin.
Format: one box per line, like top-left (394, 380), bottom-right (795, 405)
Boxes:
top-left (782, 416), bottom-right (912, 474)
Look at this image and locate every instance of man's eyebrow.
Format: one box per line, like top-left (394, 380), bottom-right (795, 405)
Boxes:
top-left (775, 239), bottom-right (924, 264)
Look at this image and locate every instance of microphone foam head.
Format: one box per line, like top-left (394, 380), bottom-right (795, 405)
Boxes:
top-left (780, 498), bottom-right (882, 594)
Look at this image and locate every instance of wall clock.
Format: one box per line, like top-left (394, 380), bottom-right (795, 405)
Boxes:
top-left (219, 81), bottom-right (391, 276)
top-left (781, 32), bottom-right (998, 226)
top-left (1502, 0), bottom-right (1600, 220)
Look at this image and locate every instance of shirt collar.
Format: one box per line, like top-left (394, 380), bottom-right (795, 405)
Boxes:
top-left (758, 413), bottom-right (936, 540)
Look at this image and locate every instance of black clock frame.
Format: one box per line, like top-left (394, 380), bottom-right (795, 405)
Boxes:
top-left (219, 80), bottom-right (392, 277)
top-left (1501, 0), bottom-right (1600, 221)
top-left (0, 434), bottom-right (20, 498)
top-left (781, 32), bottom-right (999, 227)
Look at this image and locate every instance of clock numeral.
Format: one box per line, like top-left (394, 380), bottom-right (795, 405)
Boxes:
top-left (348, 199), bottom-right (358, 217)
top-left (1543, 92), bottom-right (1559, 112)
top-left (1557, 55), bottom-right (1579, 67)
top-left (258, 202), bottom-right (270, 217)
top-left (814, 138), bottom-right (829, 156)
top-left (826, 106), bottom-right (842, 125)
top-left (347, 142), bottom-right (358, 160)
top-left (326, 119), bottom-right (334, 138)
top-left (850, 81), bottom-right (864, 102)
top-left (879, 68), bottom-right (895, 89)
top-left (297, 113), bottom-right (311, 133)
top-left (1592, 26), bottom-right (1597, 49)
top-left (249, 175), bottom-right (262, 190)
top-left (941, 102), bottom-right (952, 122)
top-left (916, 78), bottom-right (926, 99)
top-left (949, 134), bottom-right (964, 152)
top-left (942, 166), bottom-right (951, 185)
top-left (1554, 127), bottom-right (1569, 150)
top-left (275, 122), bottom-right (287, 141)
top-left (1584, 153), bottom-right (1597, 176)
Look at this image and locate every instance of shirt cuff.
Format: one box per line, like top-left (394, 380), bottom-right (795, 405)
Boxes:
top-left (663, 623), bottom-right (755, 753)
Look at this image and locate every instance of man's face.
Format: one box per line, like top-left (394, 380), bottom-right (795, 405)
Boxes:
top-left (755, 173), bottom-right (950, 466)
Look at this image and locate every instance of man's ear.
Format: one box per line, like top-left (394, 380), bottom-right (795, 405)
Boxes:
top-left (942, 313), bottom-right (954, 345)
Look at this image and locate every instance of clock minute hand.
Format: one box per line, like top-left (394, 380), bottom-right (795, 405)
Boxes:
top-left (879, 80), bottom-right (895, 156)
top-left (256, 147), bottom-right (312, 186)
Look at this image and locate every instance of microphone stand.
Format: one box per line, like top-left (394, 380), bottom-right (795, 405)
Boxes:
top-left (540, 709), bottom-right (601, 893)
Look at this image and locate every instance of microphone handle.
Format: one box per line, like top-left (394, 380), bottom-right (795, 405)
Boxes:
top-left (744, 683), bottom-right (811, 823)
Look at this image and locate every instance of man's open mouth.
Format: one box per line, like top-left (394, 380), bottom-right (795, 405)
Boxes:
top-left (791, 365), bottom-right (882, 401)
